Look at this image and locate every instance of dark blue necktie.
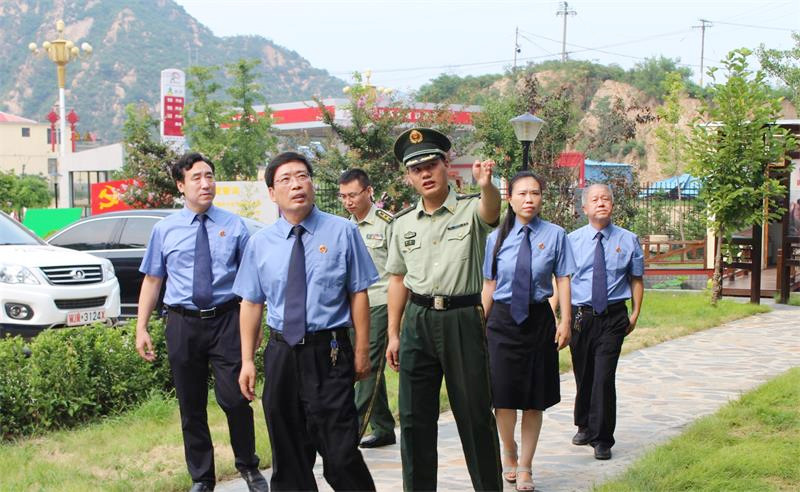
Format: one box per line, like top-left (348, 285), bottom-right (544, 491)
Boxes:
top-left (592, 231), bottom-right (608, 314)
top-left (192, 214), bottom-right (213, 309)
top-left (511, 225), bottom-right (532, 325)
top-left (283, 225), bottom-right (307, 346)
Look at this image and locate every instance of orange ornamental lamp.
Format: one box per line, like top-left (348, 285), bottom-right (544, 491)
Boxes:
top-left (29, 19), bottom-right (92, 157)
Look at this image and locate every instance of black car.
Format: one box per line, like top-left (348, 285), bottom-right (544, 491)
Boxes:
top-left (47, 209), bottom-right (265, 318)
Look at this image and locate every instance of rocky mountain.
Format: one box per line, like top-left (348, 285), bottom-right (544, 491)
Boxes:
top-left (0, 0), bottom-right (345, 142)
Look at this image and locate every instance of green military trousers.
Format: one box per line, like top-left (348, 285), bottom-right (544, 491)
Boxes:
top-left (351, 304), bottom-right (396, 439)
top-left (398, 302), bottom-right (502, 491)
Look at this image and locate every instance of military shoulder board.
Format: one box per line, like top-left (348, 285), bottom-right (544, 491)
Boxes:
top-left (393, 203), bottom-right (417, 219)
top-left (375, 208), bottom-right (394, 224)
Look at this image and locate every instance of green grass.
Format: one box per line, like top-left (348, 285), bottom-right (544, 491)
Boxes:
top-left (773, 292), bottom-right (800, 306)
top-left (0, 291), bottom-right (771, 490)
top-left (596, 367), bottom-right (800, 491)
top-left (0, 390), bottom-right (271, 491)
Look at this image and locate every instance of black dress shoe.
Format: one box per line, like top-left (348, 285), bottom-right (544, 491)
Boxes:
top-left (240, 468), bottom-right (269, 492)
top-left (359, 433), bottom-right (396, 448)
top-left (189, 482), bottom-right (214, 492)
top-left (572, 429), bottom-right (591, 446)
top-left (593, 444), bottom-right (612, 460)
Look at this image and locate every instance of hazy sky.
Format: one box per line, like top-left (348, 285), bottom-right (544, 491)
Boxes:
top-left (175, 0), bottom-right (798, 92)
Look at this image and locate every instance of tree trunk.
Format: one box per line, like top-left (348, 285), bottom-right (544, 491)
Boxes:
top-left (711, 227), bottom-right (724, 306)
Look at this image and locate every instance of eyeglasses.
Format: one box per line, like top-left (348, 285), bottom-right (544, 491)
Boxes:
top-left (337, 188), bottom-right (368, 201)
top-left (274, 172), bottom-right (311, 187)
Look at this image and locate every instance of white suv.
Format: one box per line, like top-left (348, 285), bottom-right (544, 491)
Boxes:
top-left (0, 211), bottom-right (121, 337)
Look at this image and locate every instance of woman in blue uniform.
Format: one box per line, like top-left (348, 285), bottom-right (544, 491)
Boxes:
top-left (481, 171), bottom-right (574, 491)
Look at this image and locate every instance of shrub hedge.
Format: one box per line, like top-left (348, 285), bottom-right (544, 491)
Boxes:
top-left (0, 319), bottom-right (172, 440)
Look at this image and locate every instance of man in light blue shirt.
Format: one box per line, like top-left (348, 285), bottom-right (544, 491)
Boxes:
top-left (236, 152), bottom-right (378, 491)
top-left (135, 152), bottom-right (267, 492)
top-left (568, 183), bottom-right (644, 461)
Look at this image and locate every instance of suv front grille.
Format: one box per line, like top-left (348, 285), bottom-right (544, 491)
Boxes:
top-left (40, 265), bottom-right (103, 285)
top-left (54, 297), bottom-right (107, 310)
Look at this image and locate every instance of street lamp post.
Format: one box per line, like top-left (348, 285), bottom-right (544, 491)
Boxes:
top-left (29, 19), bottom-right (92, 158)
top-left (510, 112), bottom-right (545, 170)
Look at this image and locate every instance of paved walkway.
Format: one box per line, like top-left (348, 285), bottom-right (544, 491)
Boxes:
top-left (218, 305), bottom-right (800, 491)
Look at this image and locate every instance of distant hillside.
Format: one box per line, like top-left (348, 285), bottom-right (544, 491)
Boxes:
top-left (0, 0), bottom-right (345, 142)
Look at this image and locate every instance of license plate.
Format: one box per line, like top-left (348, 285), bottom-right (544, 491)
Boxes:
top-left (67, 309), bottom-right (106, 326)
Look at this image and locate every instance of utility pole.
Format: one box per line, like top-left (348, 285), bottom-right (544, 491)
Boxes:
top-left (693, 19), bottom-right (712, 87)
top-left (513, 26), bottom-right (521, 71)
top-left (556, 2), bottom-right (577, 63)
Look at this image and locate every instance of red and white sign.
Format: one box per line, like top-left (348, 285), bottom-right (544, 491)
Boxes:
top-left (160, 68), bottom-right (186, 148)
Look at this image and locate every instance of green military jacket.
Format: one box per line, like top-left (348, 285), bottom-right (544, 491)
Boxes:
top-left (386, 188), bottom-right (495, 296)
top-left (351, 204), bottom-right (394, 307)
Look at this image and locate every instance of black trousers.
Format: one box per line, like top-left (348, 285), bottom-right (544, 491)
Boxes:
top-left (569, 303), bottom-right (629, 448)
top-left (165, 308), bottom-right (259, 484)
top-left (263, 329), bottom-right (375, 492)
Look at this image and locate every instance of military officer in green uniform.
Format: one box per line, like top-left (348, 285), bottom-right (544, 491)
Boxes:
top-left (339, 168), bottom-right (397, 449)
top-left (385, 128), bottom-right (503, 491)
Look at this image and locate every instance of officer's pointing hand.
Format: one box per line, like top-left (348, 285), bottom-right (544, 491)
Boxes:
top-left (472, 159), bottom-right (495, 188)
top-left (239, 361), bottom-right (257, 401)
top-left (386, 336), bottom-right (400, 372)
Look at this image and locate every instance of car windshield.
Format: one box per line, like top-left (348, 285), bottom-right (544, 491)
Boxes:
top-left (0, 213), bottom-right (45, 245)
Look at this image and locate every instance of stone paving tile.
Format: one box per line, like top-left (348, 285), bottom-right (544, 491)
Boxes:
top-left (217, 307), bottom-right (800, 491)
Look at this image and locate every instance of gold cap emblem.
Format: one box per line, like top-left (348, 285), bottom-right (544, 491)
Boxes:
top-left (409, 130), bottom-right (423, 144)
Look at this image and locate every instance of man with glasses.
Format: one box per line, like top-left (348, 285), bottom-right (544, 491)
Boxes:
top-left (338, 169), bottom-right (397, 449)
top-left (236, 152), bottom-right (378, 491)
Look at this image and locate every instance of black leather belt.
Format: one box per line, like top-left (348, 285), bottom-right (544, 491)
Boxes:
top-left (409, 292), bottom-right (481, 311)
top-left (271, 327), bottom-right (349, 345)
top-left (168, 298), bottom-right (240, 319)
top-left (575, 300), bottom-right (627, 317)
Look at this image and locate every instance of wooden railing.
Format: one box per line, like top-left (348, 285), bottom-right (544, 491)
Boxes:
top-left (641, 238), bottom-right (707, 268)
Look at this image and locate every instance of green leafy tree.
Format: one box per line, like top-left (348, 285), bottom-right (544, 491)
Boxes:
top-left (115, 103), bottom-right (180, 208)
top-left (183, 59), bottom-right (276, 180)
top-left (183, 65), bottom-right (227, 162)
top-left (0, 171), bottom-right (52, 214)
top-left (654, 72), bottom-right (704, 242)
top-left (757, 33), bottom-right (800, 106)
top-left (219, 59), bottom-right (276, 180)
top-left (687, 48), bottom-right (797, 305)
top-left (624, 56), bottom-right (694, 101)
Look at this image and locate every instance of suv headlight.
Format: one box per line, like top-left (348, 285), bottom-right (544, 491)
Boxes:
top-left (102, 261), bottom-right (116, 281)
top-left (0, 263), bottom-right (40, 285)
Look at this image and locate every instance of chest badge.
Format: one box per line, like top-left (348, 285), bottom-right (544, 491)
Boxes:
top-left (616, 246), bottom-right (622, 253)
top-left (319, 245), bottom-right (328, 254)
top-left (219, 230), bottom-right (226, 237)
top-left (538, 242), bottom-right (545, 250)
top-left (404, 231), bottom-right (417, 239)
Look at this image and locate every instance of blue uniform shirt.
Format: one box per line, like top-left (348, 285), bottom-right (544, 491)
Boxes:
top-left (568, 223), bottom-right (644, 306)
top-left (482, 217), bottom-right (575, 303)
top-left (233, 206), bottom-right (379, 333)
top-left (139, 205), bottom-right (250, 309)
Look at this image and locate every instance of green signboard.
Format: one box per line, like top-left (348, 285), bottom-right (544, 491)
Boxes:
top-left (22, 208), bottom-right (82, 239)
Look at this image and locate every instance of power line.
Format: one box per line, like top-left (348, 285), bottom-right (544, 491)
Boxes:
top-left (707, 19), bottom-right (797, 32)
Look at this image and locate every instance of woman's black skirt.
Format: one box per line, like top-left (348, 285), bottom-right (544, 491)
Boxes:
top-left (487, 301), bottom-right (560, 410)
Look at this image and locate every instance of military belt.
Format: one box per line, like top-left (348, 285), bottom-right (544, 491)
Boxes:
top-left (409, 292), bottom-right (481, 311)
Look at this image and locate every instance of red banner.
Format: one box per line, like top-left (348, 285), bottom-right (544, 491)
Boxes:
top-left (91, 179), bottom-right (136, 215)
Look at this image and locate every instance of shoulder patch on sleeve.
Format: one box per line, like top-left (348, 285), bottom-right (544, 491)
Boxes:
top-left (456, 192), bottom-right (481, 200)
top-left (393, 203), bottom-right (417, 219)
top-left (375, 208), bottom-right (394, 224)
